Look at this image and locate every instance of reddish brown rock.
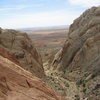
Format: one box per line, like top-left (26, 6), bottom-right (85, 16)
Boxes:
top-left (0, 49), bottom-right (66, 100)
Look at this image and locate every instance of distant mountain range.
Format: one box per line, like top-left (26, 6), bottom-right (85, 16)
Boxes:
top-left (17, 25), bottom-right (69, 32)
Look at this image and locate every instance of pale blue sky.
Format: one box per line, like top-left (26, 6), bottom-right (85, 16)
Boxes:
top-left (0, 0), bottom-right (100, 29)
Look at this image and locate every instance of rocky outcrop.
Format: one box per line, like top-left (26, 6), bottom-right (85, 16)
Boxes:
top-left (0, 49), bottom-right (65, 100)
top-left (52, 6), bottom-right (100, 74)
top-left (52, 6), bottom-right (100, 100)
top-left (0, 29), bottom-right (45, 78)
top-left (0, 47), bottom-right (21, 66)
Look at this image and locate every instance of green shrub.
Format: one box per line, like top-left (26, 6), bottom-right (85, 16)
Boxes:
top-left (76, 79), bottom-right (85, 86)
top-left (83, 88), bottom-right (87, 94)
top-left (65, 83), bottom-right (70, 87)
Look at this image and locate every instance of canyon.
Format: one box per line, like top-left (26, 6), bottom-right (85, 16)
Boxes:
top-left (0, 6), bottom-right (100, 100)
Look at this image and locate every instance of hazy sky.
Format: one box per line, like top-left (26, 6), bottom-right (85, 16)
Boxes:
top-left (0, 0), bottom-right (100, 29)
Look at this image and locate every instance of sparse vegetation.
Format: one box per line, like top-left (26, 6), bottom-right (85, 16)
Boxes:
top-left (76, 79), bottom-right (85, 86)
top-left (82, 88), bottom-right (87, 94)
top-left (74, 95), bottom-right (80, 100)
top-left (65, 82), bottom-right (70, 87)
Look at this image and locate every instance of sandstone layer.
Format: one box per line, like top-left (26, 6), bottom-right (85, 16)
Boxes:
top-left (0, 48), bottom-right (66, 100)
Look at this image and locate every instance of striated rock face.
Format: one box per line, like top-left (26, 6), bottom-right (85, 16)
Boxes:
top-left (0, 49), bottom-right (65, 100)
top-left (52, 6), bottom-right (100, 100)
top-left (52, 6), bottom-right (100, 74)
top-left (0, 29), bottom-right (45, 78)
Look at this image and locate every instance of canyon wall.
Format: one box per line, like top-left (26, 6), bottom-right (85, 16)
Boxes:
top-left (0, 29), bottom-right (45, 78)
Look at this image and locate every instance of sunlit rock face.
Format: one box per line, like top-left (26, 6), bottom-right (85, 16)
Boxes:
top-left (52, 6), bottom-right (100, 100)
top-left (0, 48), bottom-right (66, 100)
